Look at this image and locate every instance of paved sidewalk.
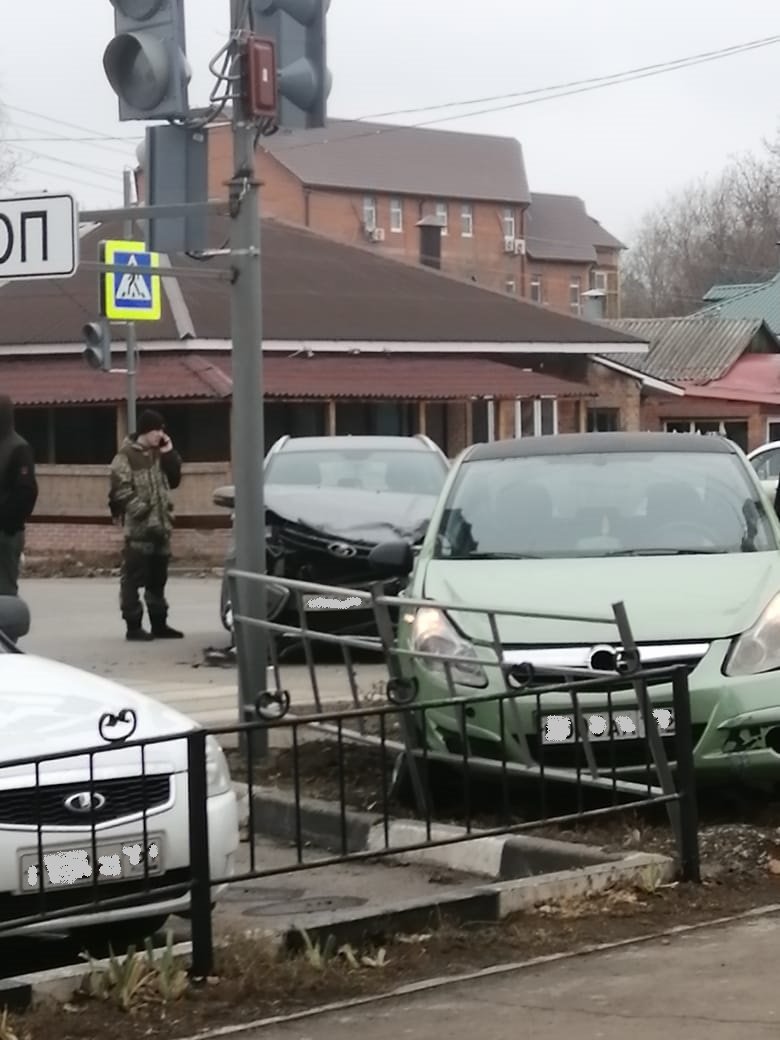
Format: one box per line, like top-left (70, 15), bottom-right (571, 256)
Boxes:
top-left (250, 912), bottom-right (780, 1039)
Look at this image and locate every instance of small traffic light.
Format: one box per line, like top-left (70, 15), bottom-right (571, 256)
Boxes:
top-left (103, 0), bottom-right (190, 122)
top-left (249, 0), bottom-right (332, 130)
top-left (83, 319), bottom-right (112, 372)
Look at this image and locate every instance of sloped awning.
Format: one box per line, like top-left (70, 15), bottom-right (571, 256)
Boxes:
top-left (4, 353), bottom-right (594, 406)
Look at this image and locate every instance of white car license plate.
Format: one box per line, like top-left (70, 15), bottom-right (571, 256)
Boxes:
top-left (19, 836), bottom-right (163, 892)
top-left (540, 707), bottom-right (675, 745)
top-left (303, 593), bottom-right (364, 611)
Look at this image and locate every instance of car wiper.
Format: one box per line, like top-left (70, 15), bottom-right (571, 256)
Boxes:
top-left (448, 551), bottom-right (544, 560)
top-left (600, 548), bottom-right (729, 557)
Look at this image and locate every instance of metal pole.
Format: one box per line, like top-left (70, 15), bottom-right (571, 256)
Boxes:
top-left (229, 0), bottom-right (268, 751)
top-left (122, 168), bottom-right (138, 435)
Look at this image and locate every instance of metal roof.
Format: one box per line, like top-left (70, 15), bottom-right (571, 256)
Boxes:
top-left (525, 193), bottom-right (625, 263)
top-left (601, 316), bottom-right (776, 383)
top-left (701, 281), bottom-right (764, 303)
top-left (259, 118), bottom-right (530, 205)
top-left (466, 431), bottom-right (735, 462)
top-left (696, 274), bottom-right (780, 335)
top-left (1, 353), bottom-right (595, 407)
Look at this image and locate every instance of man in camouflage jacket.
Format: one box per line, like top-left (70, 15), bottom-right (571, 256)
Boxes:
top-left (109, 409), bottom-right (184, 641)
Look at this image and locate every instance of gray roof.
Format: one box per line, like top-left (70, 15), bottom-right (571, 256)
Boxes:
top-left (602, 316), bottom-right (777, 383)
top-left (696, 274), bottom-right (780, 335)
top-left (260, 118), bottom-right (530, 205)
top-left (525, 193), bottom-right (625, 263)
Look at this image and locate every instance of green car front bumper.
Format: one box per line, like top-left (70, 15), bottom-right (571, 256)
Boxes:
top-left (403, 639), bottom-right (780, 788)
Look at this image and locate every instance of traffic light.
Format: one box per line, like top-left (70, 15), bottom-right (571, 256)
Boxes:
top-left (103, 0), bottom-right (190, 122)
top-left (249, 0), bottom-right (332, 129)
top-left (83, 319), bottom-right (112, 372)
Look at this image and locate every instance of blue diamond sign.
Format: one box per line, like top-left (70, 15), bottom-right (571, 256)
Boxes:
top-left (100, 239), bottom-right (162, 322)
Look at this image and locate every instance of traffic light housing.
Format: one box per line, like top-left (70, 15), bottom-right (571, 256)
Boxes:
top-left (83, 319), bottom-right (112, 372)
top-left (103, 0), bottom-right (190, 122)
top-left (249, 0), bottom-right (331, 129)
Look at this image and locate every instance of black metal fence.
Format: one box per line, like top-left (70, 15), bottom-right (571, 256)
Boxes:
top-left (0, 574), bottom-right (701, 982)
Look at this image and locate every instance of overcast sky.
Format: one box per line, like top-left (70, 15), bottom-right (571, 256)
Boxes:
top-left (1, 0), bottom-right (779, 243)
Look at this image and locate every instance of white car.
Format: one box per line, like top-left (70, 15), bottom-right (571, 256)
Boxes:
top-left (0, 597), bottom-right (239, 941)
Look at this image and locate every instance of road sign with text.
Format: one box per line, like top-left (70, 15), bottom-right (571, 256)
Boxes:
top-left (100, 239), bottom-right (162, 322)
top-left (0, 193), bottom-right (79, 280)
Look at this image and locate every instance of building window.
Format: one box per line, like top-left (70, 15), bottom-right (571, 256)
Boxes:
top-left (362, 195), bottom-right (377, 231)
top-left (766, 418), bottom-right (780, 443)
top-left (390, 197), bottom-right (403, 233)
top-left (505, 277), bottom-right (516, 294)
top-left (515, 398), bottom-right (558, 436)
top-left (435, 201), bottom-right (448, 235)
top-left (587, 407), bottom-right (620, 432)
top-left (591, 269), bottom-right (608, 292)
top-left (502, 207), bottom-right (516, 240)
top-left (569, 276), bottom-right (581, 315)
top-left (336, 402), bottom-right (417, 437)
top-left (664, 419), bottom-right (748, 453)
top-left (461, 203), bottom-right (474, 237)
top-left (530, 275), bottom-right (542, 304)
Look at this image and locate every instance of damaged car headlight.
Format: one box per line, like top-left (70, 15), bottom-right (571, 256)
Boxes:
top-left (725, 592), bottom-right (780, 676)
top-left (410, 607), bottom-right (487, 688)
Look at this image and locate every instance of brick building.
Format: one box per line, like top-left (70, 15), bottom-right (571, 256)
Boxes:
top-left (186, 118), bottom-right (624, 313)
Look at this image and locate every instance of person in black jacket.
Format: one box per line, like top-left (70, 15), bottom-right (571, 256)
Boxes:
top-left (0, 395), bottom-right (38, 596)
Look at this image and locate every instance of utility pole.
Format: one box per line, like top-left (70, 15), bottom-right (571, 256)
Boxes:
top-left (123, 167), bottom-right (138, 436)
top-left (229, 0), bottom-right (269, 745)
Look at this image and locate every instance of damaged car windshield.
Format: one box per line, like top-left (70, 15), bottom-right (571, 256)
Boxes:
top-left (435, 450), bottom-right (779, 559)
top-left (266, 448), bottom-right (448, 495)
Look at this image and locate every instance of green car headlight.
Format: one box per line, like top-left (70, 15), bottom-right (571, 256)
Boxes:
top-left (410, 607), bottom-right (488, 688)
top-left (725, 592), bottom-right (780, 677)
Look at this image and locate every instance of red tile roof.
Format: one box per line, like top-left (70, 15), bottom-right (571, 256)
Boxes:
top-left (682, 354), bottom-right (780, 406)
top-left (4, 353), bottom-right (593, 406)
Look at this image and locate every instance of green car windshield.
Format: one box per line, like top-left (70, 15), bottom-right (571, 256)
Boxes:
top-left (435, 450), bottom-right (779, 559)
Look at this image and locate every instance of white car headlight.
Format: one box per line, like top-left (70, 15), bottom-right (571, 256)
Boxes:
top-left (410, 606), bottom-right (487, 688)
top-left (725, 592), bottom-right (780, 676)
top-left (206, 735), bottom-right (232, 797)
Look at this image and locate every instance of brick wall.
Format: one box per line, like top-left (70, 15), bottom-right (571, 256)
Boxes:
top-left (585, 362), bottom-right (641, 431)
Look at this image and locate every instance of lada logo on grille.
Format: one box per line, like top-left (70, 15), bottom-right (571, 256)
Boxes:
top-left (64, 791), bottom-right (107, 814)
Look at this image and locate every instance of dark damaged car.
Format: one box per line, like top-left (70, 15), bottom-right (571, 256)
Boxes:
top-left (214, 435), bottom-right (450, 637)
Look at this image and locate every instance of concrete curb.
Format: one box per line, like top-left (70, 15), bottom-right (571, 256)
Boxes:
top-left (248, 784), bottom-right (631, 880)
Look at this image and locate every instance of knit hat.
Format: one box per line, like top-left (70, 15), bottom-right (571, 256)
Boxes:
top-left (137, 409), bottom-right (165, 435)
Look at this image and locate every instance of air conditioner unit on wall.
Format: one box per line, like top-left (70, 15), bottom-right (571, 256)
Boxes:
top-left (503, 236), bottom-right (515, 253)
top-left (514, 238), bottom-right (526, 256)
top-left (368, 227), bottom-right (385, 242)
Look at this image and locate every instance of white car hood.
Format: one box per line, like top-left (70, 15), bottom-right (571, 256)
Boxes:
top-left (0, 654), bottom-right (197, 787)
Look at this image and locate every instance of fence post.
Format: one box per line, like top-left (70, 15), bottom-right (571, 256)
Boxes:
top-left (187, 730), bottom-right (215, 978)
top-left (671, 668), bottom-right (701, 883)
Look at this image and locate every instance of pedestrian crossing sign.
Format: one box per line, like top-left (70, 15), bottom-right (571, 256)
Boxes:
top-left (100, 239), bottom-right (162, 322)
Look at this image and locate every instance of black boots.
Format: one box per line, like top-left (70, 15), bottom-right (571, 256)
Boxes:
top-left (126, 624), bottom-right (154, 642)
top-left (150, 621), bottom-right (184, 639)
top-left (126, 621), bottom-right (183, 640)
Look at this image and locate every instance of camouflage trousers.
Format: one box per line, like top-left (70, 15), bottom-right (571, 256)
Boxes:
top-left (119, 540), bottom-right (171, 628)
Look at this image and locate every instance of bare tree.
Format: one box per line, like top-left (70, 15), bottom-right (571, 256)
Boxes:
top-left (622, 136), bottom-right (780, 317)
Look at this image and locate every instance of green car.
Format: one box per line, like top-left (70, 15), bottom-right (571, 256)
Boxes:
top-left (369, 432), bottom-right (780, 789)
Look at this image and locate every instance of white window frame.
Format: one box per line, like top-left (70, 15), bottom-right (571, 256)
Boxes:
top-left (530, 275), bottom-right (542, 304)
top-left (505, 277), bottom-right (516, 295)
top-left (461, 203), bottom-right (474, 238)
top-left (390, 197), bottom-right (403, 233)
top-left (486, 399), bottom-right (496, 442)
top-left (515, 398), bottom-right (558, 436)
top-left (569, 276), bottom-right (581, 315)
top-left (663, 419), bottom-right (729, 436)
top-left (435, 201), bottom-right (448, 235)
top-left (592, 270), bottom-right (608, 293)
top-left (502, 207), bottom-right (516, 240)
top-left (363, 195), bottom-right (377, 231)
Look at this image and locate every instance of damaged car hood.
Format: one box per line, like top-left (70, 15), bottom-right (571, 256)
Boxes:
top-left (266, 485), bottom-right (438, 544)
